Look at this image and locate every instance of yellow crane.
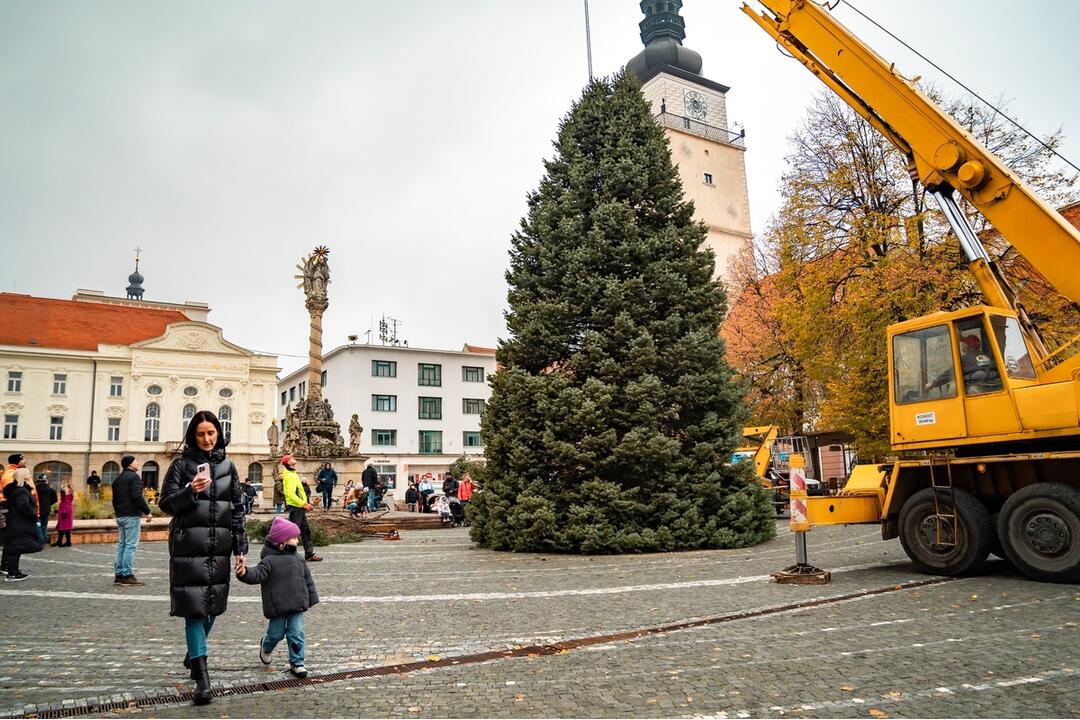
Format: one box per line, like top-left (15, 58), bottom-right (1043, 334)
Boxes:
top-left (743, 0), bottom-right (1080, 582)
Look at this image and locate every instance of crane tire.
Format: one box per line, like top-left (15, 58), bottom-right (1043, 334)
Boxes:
top-left (898, 487), bottom-right (992, 577)
top-left (997, 483), bottom-right (1080, 584)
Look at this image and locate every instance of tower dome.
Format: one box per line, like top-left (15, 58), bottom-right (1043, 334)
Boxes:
top-left (126, 252), bottom-right (145, 300)
top-left (626, 0), bottom-right (703, 80)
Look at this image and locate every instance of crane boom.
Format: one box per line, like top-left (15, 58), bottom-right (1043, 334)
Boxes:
top-left (742, 0), bottom-right (1080, 320)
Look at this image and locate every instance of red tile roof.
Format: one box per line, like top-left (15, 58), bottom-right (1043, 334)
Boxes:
top-left (0, 293), bottom-right (188, 351)
top-left (462, 343), bottom-right (497, 355)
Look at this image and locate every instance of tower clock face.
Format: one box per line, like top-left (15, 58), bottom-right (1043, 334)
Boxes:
top-left (684, 90), bottom-right (707, 121)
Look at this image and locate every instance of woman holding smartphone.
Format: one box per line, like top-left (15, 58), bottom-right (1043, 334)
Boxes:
top-left (159, 409), bottom-right (248, 706)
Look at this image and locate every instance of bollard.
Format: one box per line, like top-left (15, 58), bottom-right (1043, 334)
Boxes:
top-left (772, 458), bottom-right (830, 584)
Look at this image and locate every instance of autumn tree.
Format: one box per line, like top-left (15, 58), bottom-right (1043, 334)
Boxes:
top-left (469, 73), bottom-right (774, 554)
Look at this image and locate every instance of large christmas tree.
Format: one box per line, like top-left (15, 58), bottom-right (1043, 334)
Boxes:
top-left (469, 74), bottom-right (774, 553)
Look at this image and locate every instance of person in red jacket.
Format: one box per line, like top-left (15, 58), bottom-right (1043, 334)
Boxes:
top-left (458, 473), bottom-right (476, 525)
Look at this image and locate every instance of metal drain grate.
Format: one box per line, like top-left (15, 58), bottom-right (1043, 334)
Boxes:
top-left (16, 576), bottom-right (954, 719)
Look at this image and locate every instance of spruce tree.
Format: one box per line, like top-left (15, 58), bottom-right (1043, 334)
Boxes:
top-left (469, 73), bottom-right (774, 553)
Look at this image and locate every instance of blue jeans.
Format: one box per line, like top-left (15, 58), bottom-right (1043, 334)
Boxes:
top-left (275, 503), bottom-right (283, 513)
top-left (263, 612), bottom-right (305, 666)
top-left (321, 488), bottom-right (333, 508)
top-left (38, 517), bottom-right (48, 544)
top-left (114, 516), bottom-right (142, 576)
top-left (367, 488), bottom-right (377, 511)
top-left (185, 616), bottom-right (217, 659)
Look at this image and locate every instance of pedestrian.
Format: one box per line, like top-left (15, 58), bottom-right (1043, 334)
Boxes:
top-left (111, 455), bottom-right (152, 586)
top-left (52, 481), bottom-right (75, 547)
top-left (342, 485), bottom-right (364, 516)
top-left (281, 455), bottom-right (322, 562)
top-left (240, 477), bottom-right (256, 515)
top-left (458, 473), bottom-right (476, 523)
top-left (86, 470), bottom-right (102, 499)
top-left (442, 473), bottom-right (459, 499)
top-left (404, 482), bottom-right (419, 512)
top-left (418, 474), bottom-right (434, 512)
top-left (316, 462), bottom-right (337, 510)
top-left (159, 410), bottom-right (249, 706)
top-left (2, 477), bottom-right (44, 581)
top-left (360, 460), bottom-right (379, 513)
top-left (273, 472), bottom-right (285, 514)
top-left (236, 516), bottom-right (319, 677)
top-left (34, 472), bottom-right (57, 545)
top-left (1, 453), bottom-right (33, 575)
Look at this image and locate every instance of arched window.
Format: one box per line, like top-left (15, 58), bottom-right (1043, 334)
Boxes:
top-left (142, 461), bottom-right (160, 491)
top-left (219, 405), bottom-right (232, 443)
top-left (33, 461), bottom-right (71, 490)
top-left (182, 403), bottom-right (196, 437)
top-left (248, 462), bottom-right (263, 485)
top-left (102, 461), bottom-right (121, 485)
top-left (145, 402), bottom-right (161, 442)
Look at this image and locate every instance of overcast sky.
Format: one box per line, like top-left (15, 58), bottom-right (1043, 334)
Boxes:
top-left (2, 1), bottom-right (1077, 377)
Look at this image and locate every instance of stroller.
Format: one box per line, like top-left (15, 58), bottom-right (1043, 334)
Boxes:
top-left (448, 497), bottom-right (466, 527)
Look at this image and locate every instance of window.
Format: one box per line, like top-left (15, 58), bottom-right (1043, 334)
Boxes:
top-left (418, 396), bottom-right (442, 420)
top-left (463, 431), bottom-right (483, 448)
top-left (320, 370), bottom-right (327, 387)
top-left (703, 172), bottom-right (714, 185)
top-left (893, 325), bottom-right (955, 404)
top-left (280, 419), bottom-right (286, 432)
top-left (107, 417), bottom-right (121, 442)
top-left (281, 391), bottom-right (287, 405)
top-left (33, 461), bottom-right (71, 490)
top-left (6, 371), bottom-right (22, 393)
top-left (418, 363), bottom-right (442, 387)
top-left (298, 381), bottom-right (306, 398)
top-left (418, 430), bottom-right (442, 454)
top-left (147, 384), bottom-right (163, 396)
top-left (144, 402), bottom-right (161, 441)
top-left (182, 404), bottom-right (196, 436)
top-left (990, 315), bottom-right (1037, 380)
top-left (142, 461), bottom-right (160, 491)
top-left (3, 414), bottom-right (17, 440)
top-left (219, 406), bottom-right (232, 442)
top-left (954, 317), bottom-right (1004, 396)
top-left (372, 394), bottom-right (397, 412)
top-left (462, 366), bottom-right (485, 382)
top-left (53, 373), bottom-right (67, 395)
top-left (110, 376), bottom-right (124, 397)
top-left (374, 464), bottom-right (397, 490)
top-left (102, 461), bottom-right (120, 485)
top-left (463, 398), bottom-right (485, 415)
top-left (219, 387), bottom-right (233, 398)
top-left (249, 462), bottom-right (263, 485)
top-left (290, 386), bottom-right (296, 402)
top-left (372, 429), bottom-right (397, 446)
top-left (183, 385), bottom-right (199, 397)
top-left (49, 416), bottom-right (63, 441)
top-left (372, 360), bottom-right (397, 378)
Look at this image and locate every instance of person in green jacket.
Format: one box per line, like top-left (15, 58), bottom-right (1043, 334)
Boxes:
top-left (280, 455), bottom-right (321, 562)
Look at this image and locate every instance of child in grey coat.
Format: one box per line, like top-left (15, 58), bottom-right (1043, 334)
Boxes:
top-left (237, 516), bottom-right (319, 677)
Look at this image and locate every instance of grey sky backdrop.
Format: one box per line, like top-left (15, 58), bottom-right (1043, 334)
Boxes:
top-left (2, 1), bottom-right (1077, 377)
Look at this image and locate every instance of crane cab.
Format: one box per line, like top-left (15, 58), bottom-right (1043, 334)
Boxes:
top-left (888, 306), bottom-right (1079, 451)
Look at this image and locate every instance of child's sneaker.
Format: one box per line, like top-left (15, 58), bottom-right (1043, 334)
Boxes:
top-left (289, 664), bottom-right (308, 678)
top-left (259, 645), bottom-right (272, 665)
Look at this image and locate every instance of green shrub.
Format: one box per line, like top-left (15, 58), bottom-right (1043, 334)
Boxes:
top-left (74, 495), bottom-right (114, 520)
top-left (245, 517), bottom-right (359, 547)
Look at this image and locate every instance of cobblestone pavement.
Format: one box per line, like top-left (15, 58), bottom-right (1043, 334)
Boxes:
top-left (1, 521), bottom-right (1077, 718)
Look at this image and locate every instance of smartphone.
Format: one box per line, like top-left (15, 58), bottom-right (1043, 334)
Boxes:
top-left (195, 463), bottom-right (210, 493)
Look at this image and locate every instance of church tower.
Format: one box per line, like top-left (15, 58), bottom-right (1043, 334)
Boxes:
top-left (627, 0), bottom-right (752, 279)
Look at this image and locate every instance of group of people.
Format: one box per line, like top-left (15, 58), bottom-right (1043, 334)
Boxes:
top-left (403, 472), bottom-right (476, 524)
top-left (1, 453), bottom-right (79, 581)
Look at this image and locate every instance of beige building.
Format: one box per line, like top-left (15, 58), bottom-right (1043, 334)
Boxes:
top-left (627, 0), bottom-right (753, 277)
top-left (0, 289), bottom-right (279, 493)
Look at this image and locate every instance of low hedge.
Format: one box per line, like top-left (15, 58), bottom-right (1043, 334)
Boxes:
top-left (245, 517), bottom-right (361, 546)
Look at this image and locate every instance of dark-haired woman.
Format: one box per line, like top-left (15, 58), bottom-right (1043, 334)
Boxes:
top-left (159, 410), bottom-right (248, 706)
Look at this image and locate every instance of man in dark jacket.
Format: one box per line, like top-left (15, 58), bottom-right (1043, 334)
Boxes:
top-left (111, 455), bottom-right (152, 586)
top-left (316, 463), bottom-right (337, 509)
top-left (34, 473), bottom-right (58, 544)
top-left (3, 480), bottom-right (44, 581)
top-left (361, 461), bottom-right (379, 512)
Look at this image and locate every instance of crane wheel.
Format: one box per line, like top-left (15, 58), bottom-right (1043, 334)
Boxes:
top-left (898, 487), bottom-right (992, 577)
top-left (997, 482), bottom-right (1080, 584)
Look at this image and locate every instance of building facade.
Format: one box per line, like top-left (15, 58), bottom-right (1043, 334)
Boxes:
top-left (277, 342), bottom-right (496, 501)
top-left (0, 291), bottom-right (280, 492)
top-left (627, 0), bottom-right (753, 277)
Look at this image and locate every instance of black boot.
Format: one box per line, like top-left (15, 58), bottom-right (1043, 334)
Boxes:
top-left (190, 655), bottom-right (212, 705)
top-left (182, 652), bottom-right (196, 679)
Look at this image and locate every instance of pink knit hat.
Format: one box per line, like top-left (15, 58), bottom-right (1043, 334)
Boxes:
top-left (267, 516), bottom-right (301, 545)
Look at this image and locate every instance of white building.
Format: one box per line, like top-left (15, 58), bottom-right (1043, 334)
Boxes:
top-left (277, 342), bottom-right (496, 501)
top-left (0, 290), bottom-right (280, 491)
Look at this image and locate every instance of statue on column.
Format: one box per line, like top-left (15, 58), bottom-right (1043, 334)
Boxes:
top-left (349, 414), bottom-right (362, 455)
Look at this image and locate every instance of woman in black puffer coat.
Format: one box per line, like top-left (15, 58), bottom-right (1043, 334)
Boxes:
top-left (159, 410), bottom-right (248, 706)
top-left (2, 480), bottom-right (44, 580)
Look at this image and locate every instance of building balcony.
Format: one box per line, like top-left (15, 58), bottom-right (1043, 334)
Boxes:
top-left (654, 112), bottom-right (745, 147)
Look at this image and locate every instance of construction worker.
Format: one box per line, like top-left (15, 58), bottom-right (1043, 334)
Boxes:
top-left (280, 455), bottom-right (321, 562)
